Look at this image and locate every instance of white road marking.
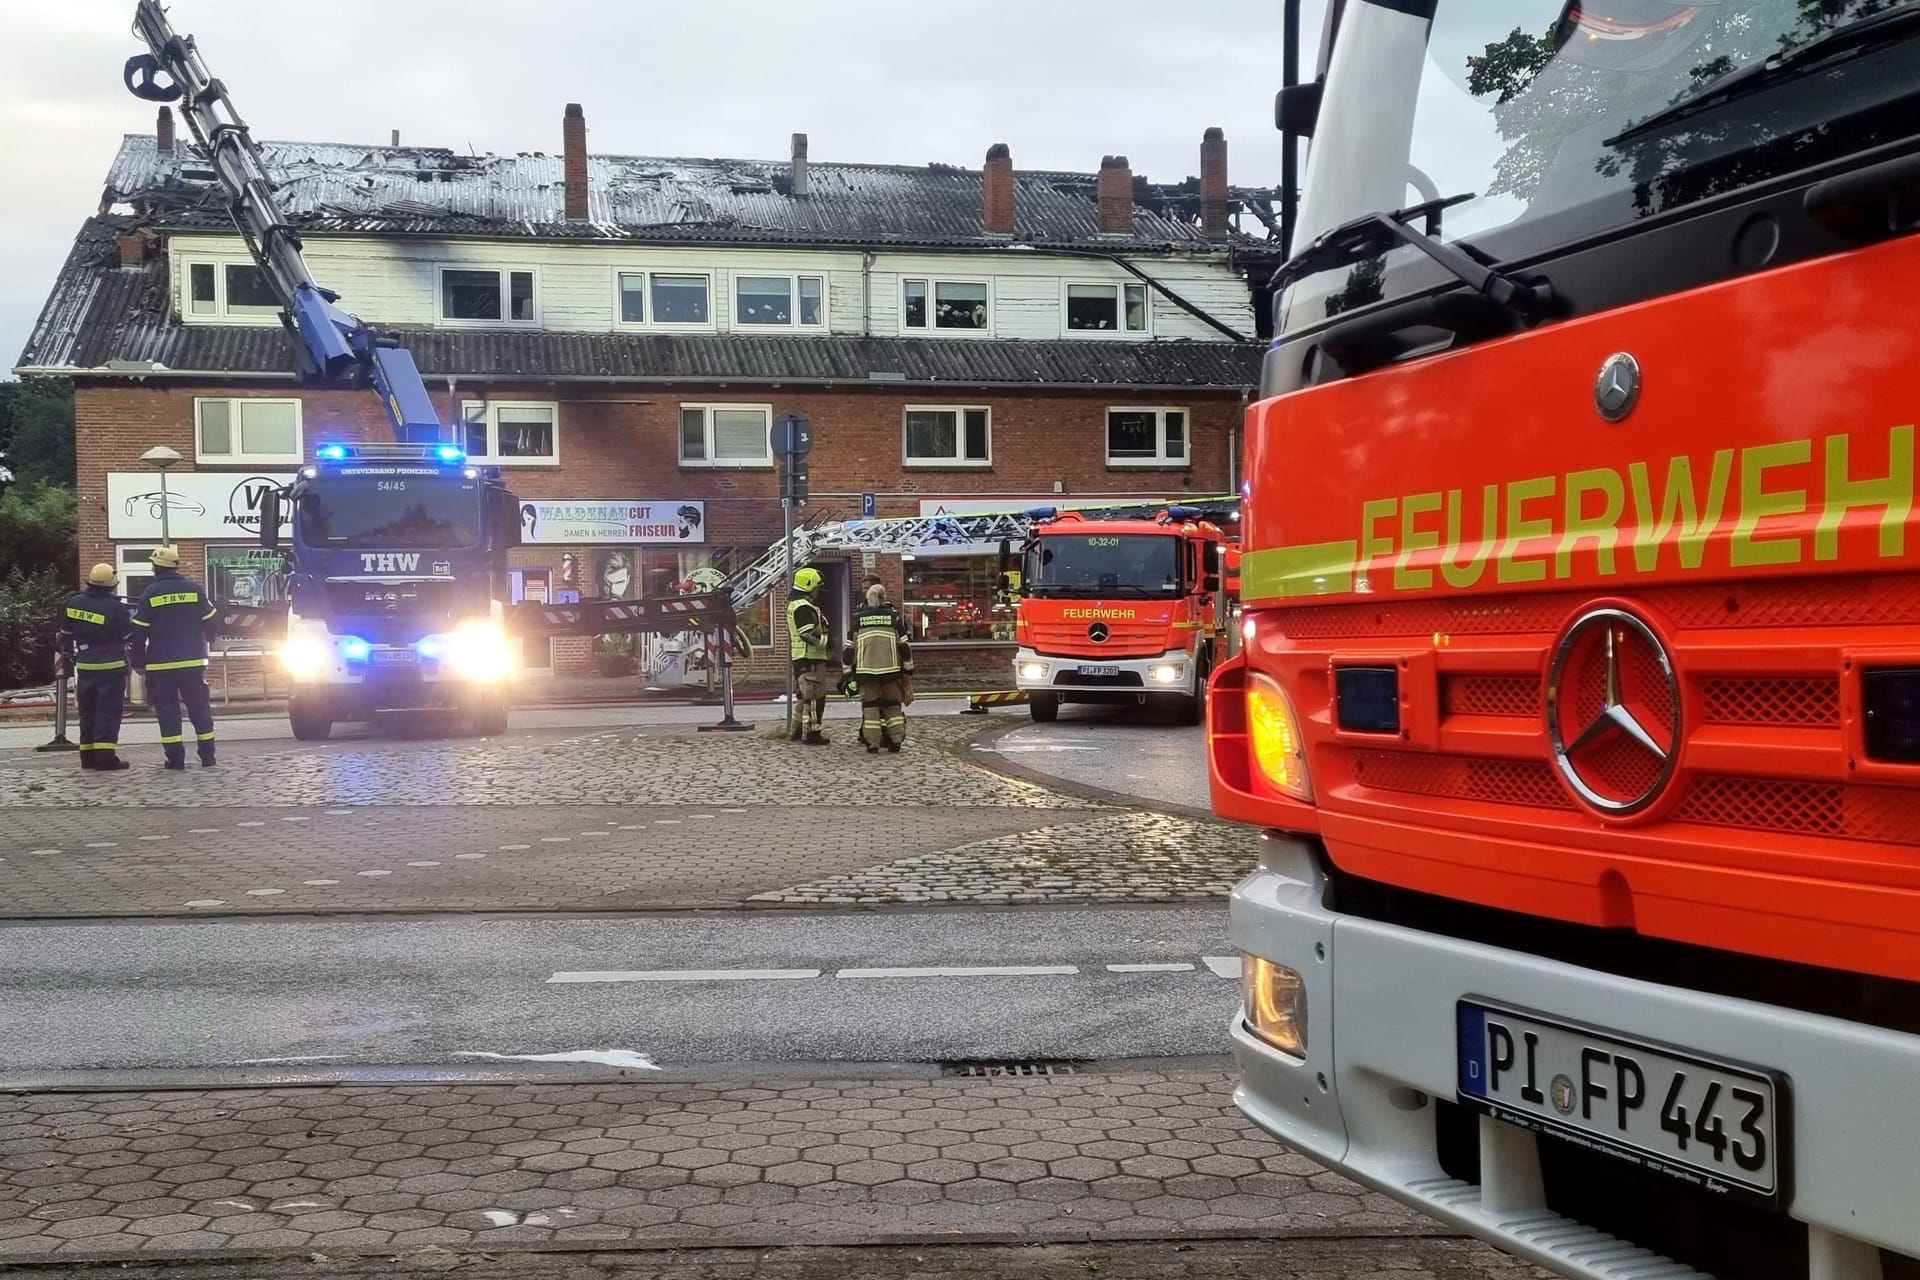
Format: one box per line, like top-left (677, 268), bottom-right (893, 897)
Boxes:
top-left (837, 966), bottom-right (1079, 979)
top-left (499, 844), bottom-right (531, 850)
top-left (576, 831), bottom-right (607, 838)
top-left (27, 849), bottom-right (59, 856)
top-left (654, 819), bottom-right (682, 825)
top-left (481, 1210), bottom-right (520, 1227)
top-left (189, 829), bottom-right (220, 834)
top-left (238, 821), bottom-right (265, 828)
top-left (281, 816), bottom-right (309, 823)
top-left (692, 814), bottom-right (716, 821)
top-left (245, 888), bottom-right (285, 897)
top-left (455, 853), bottom-right (486, 860)
top-left (407, 860), bottom-right (441, 867)
top-left (326, 809), bottom-right (351, 815)
top-left (213, 1200), bottom-right (257, 1212)
top-left (549, 969), bottom-right (820, 984)
top-left (235, 1055), bottom-right (345, 1065)
top-left (184, 899), bottom-right (224, 907)
top-left (83, 842), bottom-right (117, 848)
top-left (540, 836), bottom-right (571, 843)
top-left (303, 879), bottom-right (339, 886)
top-left (456, 1049), bottom-right (659, 1070)
top-left (138, 835), bottom-right (169, 841)
top-left (357, 870), bottom-right (391, 877)
top-left (1201, 955), bottom-right (1243, 978)
top-left (721, 808), bottom-right (748, 814)
top-left (1106, 963), bottom-right (1196, 973)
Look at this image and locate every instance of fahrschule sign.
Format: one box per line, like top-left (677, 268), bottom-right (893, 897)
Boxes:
top-left (518, 500), bottom-right (706, 545)
top-left (106, 471), bottom-right (294, 541)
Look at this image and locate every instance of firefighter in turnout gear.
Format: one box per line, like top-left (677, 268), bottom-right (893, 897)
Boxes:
top-left (786, 567), bottom-right (832, 744)
top-left (129, 546), bottom-right (221, 770)
top-left (57, 563), bottom-right (135, 771)
top-left (844, 583), bottom-right (913, 753)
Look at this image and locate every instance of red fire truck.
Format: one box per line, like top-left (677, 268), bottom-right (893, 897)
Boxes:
top-left (1010, 504), bottom-right (1238, 723)
top-left (1211, 3), bottom-right (1920, 1278)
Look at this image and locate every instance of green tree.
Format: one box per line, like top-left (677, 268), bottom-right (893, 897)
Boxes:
top-left (0, 377), bottom-right (75, 486)
top-left (0, 480), bottom-right (78, 579)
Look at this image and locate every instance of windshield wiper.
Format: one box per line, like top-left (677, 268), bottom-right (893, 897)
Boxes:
top-left (1606, 2), bottom-right (1920, 146)
top-left (1272, 193), bottom-right (1553, 319)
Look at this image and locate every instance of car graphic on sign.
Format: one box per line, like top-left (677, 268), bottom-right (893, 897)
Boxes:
top-left (123, 491), bottom-right (207, 520)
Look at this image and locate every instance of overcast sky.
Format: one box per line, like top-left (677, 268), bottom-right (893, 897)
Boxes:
top-left (0, 0), bottom-right (1334, 375)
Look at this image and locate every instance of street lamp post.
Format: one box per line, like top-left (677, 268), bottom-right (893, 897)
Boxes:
top-left (140, 445), bottom-right (182, 548)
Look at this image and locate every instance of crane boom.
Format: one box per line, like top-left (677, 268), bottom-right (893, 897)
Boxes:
top-left (125, 1), bottom-right (443, 442)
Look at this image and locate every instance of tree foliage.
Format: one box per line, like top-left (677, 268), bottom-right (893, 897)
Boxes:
top-left (0, 377), bottom-right (75, 487)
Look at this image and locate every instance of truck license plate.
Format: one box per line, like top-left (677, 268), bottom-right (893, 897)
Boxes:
top-left (1077, 664), bottom-right (1120, 677)
top-left (1456, 1001), bottom-right (1787, 1206)
top-left (370, 647), bottom-right (417, 665)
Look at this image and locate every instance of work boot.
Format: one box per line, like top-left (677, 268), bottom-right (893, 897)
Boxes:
top-left (804, 731), bottom-right (830, 746)
top-left (162, 759), bottom-right (186, 772)
top-left (79, 753), bottom-right (97, 770)
top-left (200, 756), bottom-right (217, 768)
top-left (96, 755), bottom-right (129, 772)
top-left (886, 742), bottom-right (901, 754)
top-left (866, 744), bottom-right (880, 754)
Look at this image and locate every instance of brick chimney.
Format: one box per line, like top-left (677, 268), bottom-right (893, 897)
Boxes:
top-left (983, 143), bottom-right (1014, 235)
top-left (1097, 155), bottom-right (1133, 235)
top-left (118, 228), bottom-right (155, 267)
top-left (156, 105), bottom-right (175, 153)
top-left (1200, 127), bottom-right (1228, 235)
top-left (791, 132), bottom-right (810, 198)
top-left (563, 103), bottom-right (589, 221)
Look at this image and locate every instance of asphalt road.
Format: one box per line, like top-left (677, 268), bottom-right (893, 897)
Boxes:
top-left (0, 904), bottom-right (1238, 1077)
top-left (981, 703), bottom-right (1209, 812)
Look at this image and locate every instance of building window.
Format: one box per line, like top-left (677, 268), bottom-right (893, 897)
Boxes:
top-left (904, 556), bottom-right (1015, 643)
top-left (618, 272), bottom-right (647, 323)
top-left (1106, 407), bottom-right (1189, 466)
top-left (459, 401), bottom-right (559, 465)
top-left (735, 274), bottom-right (825, 327)
top-left (1066, 282), bottom-right (1148, 334)
top-left (207, 545), bottom-right (290, 607)
top-left (680, 404), bottom-right (772, 467)
top-left (117, 545), bottom-right (161, 585)
top-left (902, 279), bottom-right (989, 331)
top-left (439, 267), bottom-right (537, 324)
top-left (184, 261), bottom-right (280, 319)
top-left (195, 397), bottom-right (302, 464)
top-left (651, 274), bottom-right (711, 326)
top-left (904, 406), bottom-right (991, 467)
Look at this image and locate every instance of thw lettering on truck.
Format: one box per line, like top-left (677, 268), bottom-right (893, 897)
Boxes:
top-left (359, 552), bottom-right (423, 573)
top-left (1244, 422), bottom-right (1916, 599)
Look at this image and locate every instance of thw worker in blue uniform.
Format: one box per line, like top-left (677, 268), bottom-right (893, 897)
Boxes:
top-left (130, 546), bottom-right (221, 770)
top-left (57, 562), bottom-right (135, 771)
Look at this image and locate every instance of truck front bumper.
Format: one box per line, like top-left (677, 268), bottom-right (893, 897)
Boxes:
top-left (1012, 647), bottom-right (1192, 698)
top-left (1231, 832), bottom-right (1920, 1278)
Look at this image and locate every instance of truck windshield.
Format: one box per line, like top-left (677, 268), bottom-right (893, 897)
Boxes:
top-left (1281, 0), bottom-right (1920, 333)
top-left (1026, 535), bottom-right (1182, 597)
top-left (295, 473), bottom-right (482, 550)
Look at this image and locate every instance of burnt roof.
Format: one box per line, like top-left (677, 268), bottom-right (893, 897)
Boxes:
top-left (20, 218), bottom-right (1259, 390)
top-left (106, 134), bottom-right (1267, 250)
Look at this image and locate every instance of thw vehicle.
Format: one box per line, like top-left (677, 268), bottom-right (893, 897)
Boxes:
top-left (1008, 504), bottom-right (1238, 723)
top-left (261, 442), bottom-right (520, 741)
top-left (1213, 3), bottom-right (1920, 1279)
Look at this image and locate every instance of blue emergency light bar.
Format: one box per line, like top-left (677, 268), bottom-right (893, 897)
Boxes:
top-left (316, 444), bottom-right (347, 461)
top-left (313, 442), bottom-right (466, 464)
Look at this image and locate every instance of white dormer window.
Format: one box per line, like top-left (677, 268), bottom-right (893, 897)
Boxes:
top-left (735, 274), bottom-right (826, 328)
top-left (614, 271), bottom-right (715, 330)
top-left (439, 268), bottom-right (537, 325)
top-left (1065, 282), bottom-right (1149, 335)
top-left (184, 261), bottom-right (281, 321)
top-left (902, 279), bottom-right (990, 333)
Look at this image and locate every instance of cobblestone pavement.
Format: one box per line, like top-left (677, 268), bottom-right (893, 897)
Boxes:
top-left (16, 1238), bottom-right (1554, 1279)
top-left (1, 718), bottom-right (1256, 917)
top-left (0, 1071), bottom-right (1436, 1262)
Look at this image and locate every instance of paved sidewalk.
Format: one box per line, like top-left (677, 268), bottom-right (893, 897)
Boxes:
top-left (0, 1070), bottom-right (1430, 1263)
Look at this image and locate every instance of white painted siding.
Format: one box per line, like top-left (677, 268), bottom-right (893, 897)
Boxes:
top-left (165, 235), bottom-right (1252, 341)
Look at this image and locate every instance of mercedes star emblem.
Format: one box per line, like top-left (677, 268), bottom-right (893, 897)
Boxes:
top-left (1087, 622), bottom-right (1110, 643)
top-left (1595, 352), bottom-right (1641, 421)
top-left (1546, 607), bottom-right (1682, 817)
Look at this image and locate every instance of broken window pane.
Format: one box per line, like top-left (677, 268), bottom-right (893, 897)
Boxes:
top-left (1068, 284), bottom-right (1120, 331)
top-left (963, 409), bottom-right (990, 461)
top-left (1107, 410), bottom-right (1159, 459)
top-left (1125, 284), bottom-right (1148, 331)
top-left (799, 276), bottom-right (824, 326)
top-left (711, 409), bottom-right (769, 461)
top-left (189, 264), bottom-right (217, 315)
top-left (619, 273), bottom-right (646, 323)
top-left (495, 405), bottom-right (555, 459)
top-left (903, 280), bottom-right (928, 328)
top-left (237, 400), bottom-right (298, 457)
top-left (934, 282), bottom-right (988, 329)
top-left (652, 275), bottom-right (710, 324)
top-left (905, 410), bottom-right (957, 461)
top-left (509, 272), bottom-right (535, 322)
top-left (225, 264), bottom-right (279, 315)
top-left (442, 269), bottom-right (502, 320)
top-left (1165, 410), bottom-right (1186, 459)
top-left (736, 276), bottom-right (793, 326)
top-left (198, 399), bottom-right (232, 454)
top-left (679, 408), bottom-right (707, 461)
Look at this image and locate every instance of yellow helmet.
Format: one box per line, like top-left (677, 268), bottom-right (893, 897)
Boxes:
top-left (88, 563), bottom-right (119, 587)
top-left (149, 545), bottom-right (181, 568)
top-left (793, 567), bottom-right (822, 593)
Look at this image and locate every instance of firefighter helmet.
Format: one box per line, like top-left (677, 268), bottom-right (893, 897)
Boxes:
top-left (149, 545), bottom-right (181, 568)
top-left (88, 563), bottom-right (119, 587)
top-left (793, 567), bottom-right (822, 593)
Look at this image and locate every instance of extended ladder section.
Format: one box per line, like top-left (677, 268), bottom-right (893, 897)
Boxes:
top-left (125, 2), bottom-right (442, 440)
top-left (725, 498), bottom-right (1238, 614)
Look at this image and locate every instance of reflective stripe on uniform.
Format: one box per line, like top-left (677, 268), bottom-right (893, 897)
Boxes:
top-left (132, 618), bottom-right (150, 628)
top-left (146, 658), bottom-right (208, 671)
top-left (75, 659), bottom-right (126, 671)
top-left (196, 732), bottom-right (215, 741)
top-left (65, 607), bottom-right (107, 625)
top-left (148, 592), bottom-right (200, 607)
top-left (159, 734), bottom-right (184, 744)
top-left (203, 608), bottom-right (219, 621)
top-left (82, 742), bottom-right (118, 751)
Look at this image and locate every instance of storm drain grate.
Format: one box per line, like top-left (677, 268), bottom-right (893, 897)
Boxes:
top-left (941, 1059), bottom-right (1085, 1078)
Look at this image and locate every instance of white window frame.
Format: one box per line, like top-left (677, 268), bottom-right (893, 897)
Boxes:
top-left (903, 404), bottom-right (992, 468)
top-left (1063, 280), bottom-right (1151, 337)
top-left (436, 266), bottom-right (540, 327)
top-left (117, 545), bottom-right (161, 585)
top-left (193, 396), bottom-right (304, 466)
top-left (1105, 406), bottom-right (1191, 467)
top-left (180, 258), bottom-right (282, 324)
top-left (899, 277), bottom-right (993, 336)
top-left (679, 403), bottom-right (774, 469)
top-left (731, 272), bottom-right (828, 330)
top-left (458, 400), bottom-right (561, 467)
top-left (607, 269), bottom-right (717, 332)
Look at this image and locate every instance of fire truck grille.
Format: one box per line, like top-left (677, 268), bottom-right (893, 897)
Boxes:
top-left (1701, 677), bottom-right (1839, 727)
top-left (1441, 675), bottom-right (1539, 718)
top-left (1350, 750), bottom-right (1572, 811)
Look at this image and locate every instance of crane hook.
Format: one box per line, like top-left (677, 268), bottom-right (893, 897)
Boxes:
top-left (124, 54), bottom-right (183, 102)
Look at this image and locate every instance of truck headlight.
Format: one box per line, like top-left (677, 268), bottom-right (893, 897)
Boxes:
top-left (1248, 673), bottom-right (1312, 802)
top-left (1149, 663), bottom-right (1185, 684)
top-left (1019, 661), bottom-right (1049, 680)
top-left (446, 622), bottom-right (513, 682)
top-left (1242, 955), bottom-right (1308, 1058)
top-left (281, 636), bottom-right (329, 681)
